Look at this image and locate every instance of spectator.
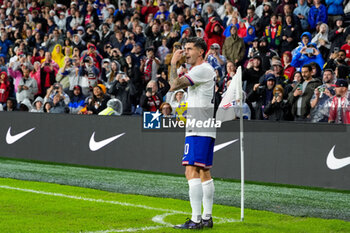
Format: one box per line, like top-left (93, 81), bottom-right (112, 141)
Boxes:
top-left (311, 23), bottom-right (331, 61)
top-left (52, 44), bottom-right (65, 68)
top-left (205, 17), bottom-right (225, 51)
top-left (98, 98), bottom-right (123, 116)
top-left (78, 56), bottom-right (99, 96)
top-left (222, 25), bottom-right (245, 66)
top-left (56, 57), bottom-right (78, 91)
top-left (44, 83), bottom-right (70, 106)
top-left (30, 96), bottom-right (44, 113)
top-left (160, 102), bottom-right (173, 117)
top-left (169, 89), bottom-right (187, 114)
top-left (257, 1), bottom-right (273, 37)
top-left (16, 65), bottom-right (38, 103)
top-left (324, 49), bottom-right (348, 71)
top-left (0, 71), bottom-right (10, 106)
top-left (291, 44), bottom-right (325, 70)
top-left (144, 21), bottom-right (162, 50)
top-left (243, 5), bottom-right (259, 29)
top-left (294, 0), bottom-right (310, 31)
top-left (340, 35), bottom-right (350, 59)
top-left (141, 0), bottom-right (159, 23)
top-left (140, 79), bottom-right (170, 112)
top-left (86, 85), bottom-right (111, 115)
top-left (68, 85), bottom-right (86, 114)
top-left (282, 51), bottom-right (296, 82)
top-left (29, 61), bottom-right (42, 97)
top-left (264, 84), bottom-right (293, 121)
top-left (281, 14), bottom-right (300, 54)
top-left (40, 52), bottom-right (60, 96)
top-left (247, 74), bottom-right (277, 120)
top-left (244, 26), bottom-right (257, 49)
top-left (308, 0), bottom-right (327, 31)
top-left (205, 43), bottom-right (226, 78)
top-left (154, 2), bottom-right (170, 20)
top-left (140, 47), bottom-right (160, 86)
top-left (328, 79), bottom-right (350, 124)
top-left (326, 0), bottom-right (344, 29)
top-left (264, 14), bottom-right (282, 51)
top-left (329, 17), bottom-right (348, 54)
top-left (108, 72), bottom-right (137, 115)
top-left (256, 37), bottom-right (279, 71)
top-left (310, 69), bottom-right (336, 122)
top-left (4, 97), bottom-right (17, 111)
top-left (243, 55), bottom-right (265, 95)
top-left (50, 93), bottom-right (68, 114)
top-left (288, 64), bottom-right (322, 121)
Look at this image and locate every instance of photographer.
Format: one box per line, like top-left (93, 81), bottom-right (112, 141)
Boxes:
top-left (140, 77), bottom-right (170, 112)
top-left (44, 83), bottom-right (70, 106)
top-left (290, 44), bottom-right (324, 71)
top-left (264, 85), bottom-right (293, 121)
top-left (40, 52), bottom-right (59, 96)
top-left (247, 74), bottom-right (276, 120)
top-left (108, 72), bottom-right (136, 115)
top-left (78, 56), bottom-right (99, 96)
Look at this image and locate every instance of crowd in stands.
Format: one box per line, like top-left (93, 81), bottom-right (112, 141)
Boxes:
top-left (0, 0), bottom-right (349, 123)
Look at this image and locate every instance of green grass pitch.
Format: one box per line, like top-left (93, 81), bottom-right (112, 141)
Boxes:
top-left (0, 158), bottom-right (350, 232)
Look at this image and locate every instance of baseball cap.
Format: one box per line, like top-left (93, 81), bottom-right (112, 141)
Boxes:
top-left (77, 26), bottom-right (84, 31)
top-left (333, 79), bottom-right (348, 88)
top-left (263, 2), bottom-right (272, 7)
top-left (271, 60), bottom-right (282, 67)
top-left (266, 74), bottom-right (276, 81)
top-left (210, 43), bottom-right (220, 50)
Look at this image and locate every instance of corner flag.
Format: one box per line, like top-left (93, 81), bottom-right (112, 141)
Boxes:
top-left (216, 66), bottom-right (245, 222)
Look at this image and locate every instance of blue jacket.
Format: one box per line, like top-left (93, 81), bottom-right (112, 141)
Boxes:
top-left (326, 0), bottom-right (344, 15)
top-left (308, 4), bottom-right (327, 30)
top-left (292, 32), bottom-right (312, 56)
top-left (291, 50), bottom-right (325, 70)
top-left (0, 39), bottom-right (12, 56)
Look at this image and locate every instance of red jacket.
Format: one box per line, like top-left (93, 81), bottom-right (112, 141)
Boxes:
top-left (205, 19), bottom-right (225, 51)
top-left (329, 96), bottom-right (350, 124)
top-left (0, 71), bottom-right (10, 103)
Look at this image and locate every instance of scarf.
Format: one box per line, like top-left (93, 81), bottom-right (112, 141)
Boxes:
top-left (144, 58), bottom-right (153, 82)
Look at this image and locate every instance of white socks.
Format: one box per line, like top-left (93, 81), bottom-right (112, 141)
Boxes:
top-left (188, 178), bottom-right (202, 223)
top-left (188, 178), bottom-right (215, 222)
top-left (202, 179), bottom-right (215, 220)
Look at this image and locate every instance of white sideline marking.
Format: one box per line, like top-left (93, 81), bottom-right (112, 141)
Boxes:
top-left (0, 185), bottom-right (238, 233)
top-left (84, 225), bottom-right (165, 233)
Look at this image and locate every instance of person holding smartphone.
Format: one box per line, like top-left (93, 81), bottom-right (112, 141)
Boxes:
top-left (264, 84), bottom-right (293, 121)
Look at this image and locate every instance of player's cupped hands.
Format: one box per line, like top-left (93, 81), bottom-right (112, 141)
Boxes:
top-left (171, 49), bottom-right (184, 65)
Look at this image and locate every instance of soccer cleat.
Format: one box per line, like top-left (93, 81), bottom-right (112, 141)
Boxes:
top-left (173, 218), bottom-right (203, 229)
top-left (201, 217), bottom-right (213, 228)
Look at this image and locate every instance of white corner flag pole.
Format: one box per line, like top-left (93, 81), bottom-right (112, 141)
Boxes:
top-left (215, 66), bottom-right (245, 221)
top-left (239, 98), bottom-right (245, 222)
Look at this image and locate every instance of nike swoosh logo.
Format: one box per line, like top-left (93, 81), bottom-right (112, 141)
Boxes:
top-left (214, 139), bottom-right (239, 152)
top-left (326, 145), bottom-right (350, 170)
top-left (6, 127), bottom-right (35, 144)
top-left (89, 132), bottom-right (125, 151)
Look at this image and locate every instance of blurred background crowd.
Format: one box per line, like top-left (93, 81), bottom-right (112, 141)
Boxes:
top-left (0, 0), bottom-right (349, 123)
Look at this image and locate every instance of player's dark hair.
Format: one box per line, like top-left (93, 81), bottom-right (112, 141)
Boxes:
top-left (185, 37), bottom-right (207, 58)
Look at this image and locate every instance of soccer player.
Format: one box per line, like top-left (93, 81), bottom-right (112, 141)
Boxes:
top-left (169, 37), bottom-right (217, 229)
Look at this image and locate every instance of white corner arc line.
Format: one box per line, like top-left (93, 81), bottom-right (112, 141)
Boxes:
top-left (0, 185), bottom-right (238, 228)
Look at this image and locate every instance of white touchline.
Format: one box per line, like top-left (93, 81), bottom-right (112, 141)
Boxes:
top-left (0, 185), bottom-right (237, 228)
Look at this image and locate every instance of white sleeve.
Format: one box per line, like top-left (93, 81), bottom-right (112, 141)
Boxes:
top-left (185, 64), bottom-right (214, 86)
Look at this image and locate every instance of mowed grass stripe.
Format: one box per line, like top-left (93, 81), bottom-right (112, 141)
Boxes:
top-left (0, 157), bottom-right (350, 220)
top-left (1, 178), bottom-right (350, 233)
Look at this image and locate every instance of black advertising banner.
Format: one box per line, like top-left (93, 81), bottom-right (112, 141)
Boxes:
top-left (0, 112), bottom-right (349, 190)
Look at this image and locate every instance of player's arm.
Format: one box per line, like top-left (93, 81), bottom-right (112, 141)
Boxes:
top-left (169, 50), bottom-right (191, 92)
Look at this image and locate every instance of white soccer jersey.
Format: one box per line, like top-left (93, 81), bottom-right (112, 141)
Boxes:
top-left (184, 62), bottom-right (217, 138)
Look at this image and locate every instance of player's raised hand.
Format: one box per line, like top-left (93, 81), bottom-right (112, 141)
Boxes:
top-left (171, 49), bottom-right (184, 66)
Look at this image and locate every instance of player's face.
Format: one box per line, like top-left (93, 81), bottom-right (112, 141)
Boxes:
top-left (184, 42), bottom-right (203, 66)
